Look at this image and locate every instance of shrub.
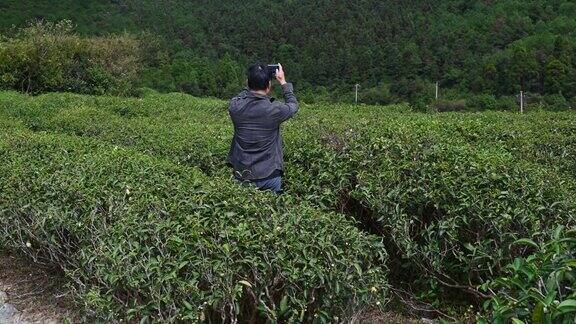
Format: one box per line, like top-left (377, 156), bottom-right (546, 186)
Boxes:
top-left (0, 20), bottom-right (141, 95)
top-left (544, 94), bottom-right (570, 111)
top-left (85, 34), bottom-right (141, 95)
top-left (2, 90), bottom-right (575, 316)
top-left (480, 227), bottom-right (576, 323)
top-left (494, 96), bottom-right (517, 111)
top-left (524, 92), bottom-right (542, 103)
top-left (361, 84), bottom-right (394, 105)
top-left (0, 131), bottom-right (389, 322)
top-left (296, 87), bottom-right (319, 104)
top-left (348, 136), bottom-right (575, 297)
top-left (284, 107), bottom-right (575, 297)
top-left (467, 94), bottom-right (498, 111)
top-left (390, 77), bottom-right (431, 102)
top-left (301, 86), bottom-right (332, 104)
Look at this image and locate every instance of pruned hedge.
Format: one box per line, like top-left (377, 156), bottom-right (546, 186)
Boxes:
top-left (346, 135), bottom-right (575, 288)
top-left (1, 90), bottom-right (575, 316)
top-left (0, 130), bottom-right (388, 322)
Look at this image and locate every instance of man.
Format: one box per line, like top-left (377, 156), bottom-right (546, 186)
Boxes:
top-left (227, 63), bottom-right (299, 194)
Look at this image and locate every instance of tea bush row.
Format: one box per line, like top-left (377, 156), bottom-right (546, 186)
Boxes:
top-left (1, 90), bottom-right (575, 316)
top-left (2, 91), bottom-right (574, 180)
top-left (0, 129), bottom-right (388, 322)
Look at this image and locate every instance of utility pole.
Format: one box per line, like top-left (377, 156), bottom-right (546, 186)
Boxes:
top-left (520, 91), bottom-right (524, 113)
top-left (355, 84), bottom-right (360, 104)
top-left (435, 81), bottom-right (439, 100)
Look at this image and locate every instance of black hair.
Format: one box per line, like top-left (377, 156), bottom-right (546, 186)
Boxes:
top-left (247, 63), bottom-right (271, 91)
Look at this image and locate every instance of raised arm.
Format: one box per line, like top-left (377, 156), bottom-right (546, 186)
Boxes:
top-left (271, 63), bottom-right (299, 123)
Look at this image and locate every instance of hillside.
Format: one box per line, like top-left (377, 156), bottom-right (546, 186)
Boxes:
top-left (1, 0), bottom-right (575, 102)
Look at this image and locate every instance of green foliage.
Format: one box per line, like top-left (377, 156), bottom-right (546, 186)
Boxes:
top-left (360, 84), bottom-right (394, 105)
top-left (495, 96), bottom-right (518, 111)
top-left (2, 91), bottom-right (574, 317)
top-left (467, 94), bottom-right (499, 111)
top-left (1, 1), bottom-right (576, 104)
top-left (544, 94), bottom-right (571, 111)
top-left (432, 99), bottom-right (467, 112)
top-left (349, 137), bottom-right (573, 293)
top-left (0, 20), bottom-right (141, 95)
top-left (0, 129), bottom-right (388, 322)
top-left (480, 227), bottom-right (576, 324)
top-left (432, 96), bottom-right (518, 112)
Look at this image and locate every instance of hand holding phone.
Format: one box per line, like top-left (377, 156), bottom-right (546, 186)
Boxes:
top-left (267, 63), bottom-right (286, 85)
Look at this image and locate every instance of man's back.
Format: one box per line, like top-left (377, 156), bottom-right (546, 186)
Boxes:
top-left (228, 82), bottom-right (298, 182)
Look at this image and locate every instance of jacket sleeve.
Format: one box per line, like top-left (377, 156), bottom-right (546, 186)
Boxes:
top-left (270, 83), bottom-right (299, 123)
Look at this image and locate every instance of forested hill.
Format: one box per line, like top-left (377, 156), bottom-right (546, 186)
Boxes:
top-left (1, 0), bottom-right (575, 104)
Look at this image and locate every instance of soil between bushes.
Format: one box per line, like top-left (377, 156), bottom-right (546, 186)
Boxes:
top-left (0, 251), bottom-right (77, 323)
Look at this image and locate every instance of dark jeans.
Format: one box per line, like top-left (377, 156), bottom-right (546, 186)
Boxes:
top-left (238, 176), bottom-right (282, 194)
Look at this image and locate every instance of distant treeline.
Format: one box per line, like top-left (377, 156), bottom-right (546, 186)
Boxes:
top-left (0, 0), bottom-right (575, 109)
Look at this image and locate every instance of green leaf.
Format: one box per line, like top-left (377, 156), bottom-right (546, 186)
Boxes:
top-left (182, 300), bottom-right (193, 310)
top-left (564, 259), bottom-right (576, 267)
top-left (543, 290), bottom-right (556, 307)
top-left (513, 238), bottom-right (539, 249)
top-left (353, 263), bottom-right (362, 276)
top-left (464, 242), bottom-right (476, 251)
top-left (557, 299), bottom-right (576, 312)
top-left (532, 302), bottom-right (544, 324)
top-left (553, 225), bottom-right (564, 240)
top-left (279, 295), bottom-right (288, 314)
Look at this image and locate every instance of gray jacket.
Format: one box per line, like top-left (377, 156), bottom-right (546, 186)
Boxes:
top-left (227, 83), bottom-right (299, 180)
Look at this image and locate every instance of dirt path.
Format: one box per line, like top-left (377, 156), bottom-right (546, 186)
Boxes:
top-left (0, 252), bottom-right (77, 323)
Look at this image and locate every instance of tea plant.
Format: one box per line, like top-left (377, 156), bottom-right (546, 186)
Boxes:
top-left (480, 226), bottom-right (576, 323)
top-left (0, 129), bottom-right (388, 322)
top-left (1, 90), bottom-right (575, 319)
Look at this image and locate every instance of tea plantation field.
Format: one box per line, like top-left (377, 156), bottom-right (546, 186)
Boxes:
top-left (0, 90), bottom-right (575, 323)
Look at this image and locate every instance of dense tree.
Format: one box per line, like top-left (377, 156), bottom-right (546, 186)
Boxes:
top-left (0, 0), bottom-right (575, 104)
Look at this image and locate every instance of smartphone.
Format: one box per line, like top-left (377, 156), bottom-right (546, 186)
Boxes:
top-left (267, 64), bottom-right (280, 78)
